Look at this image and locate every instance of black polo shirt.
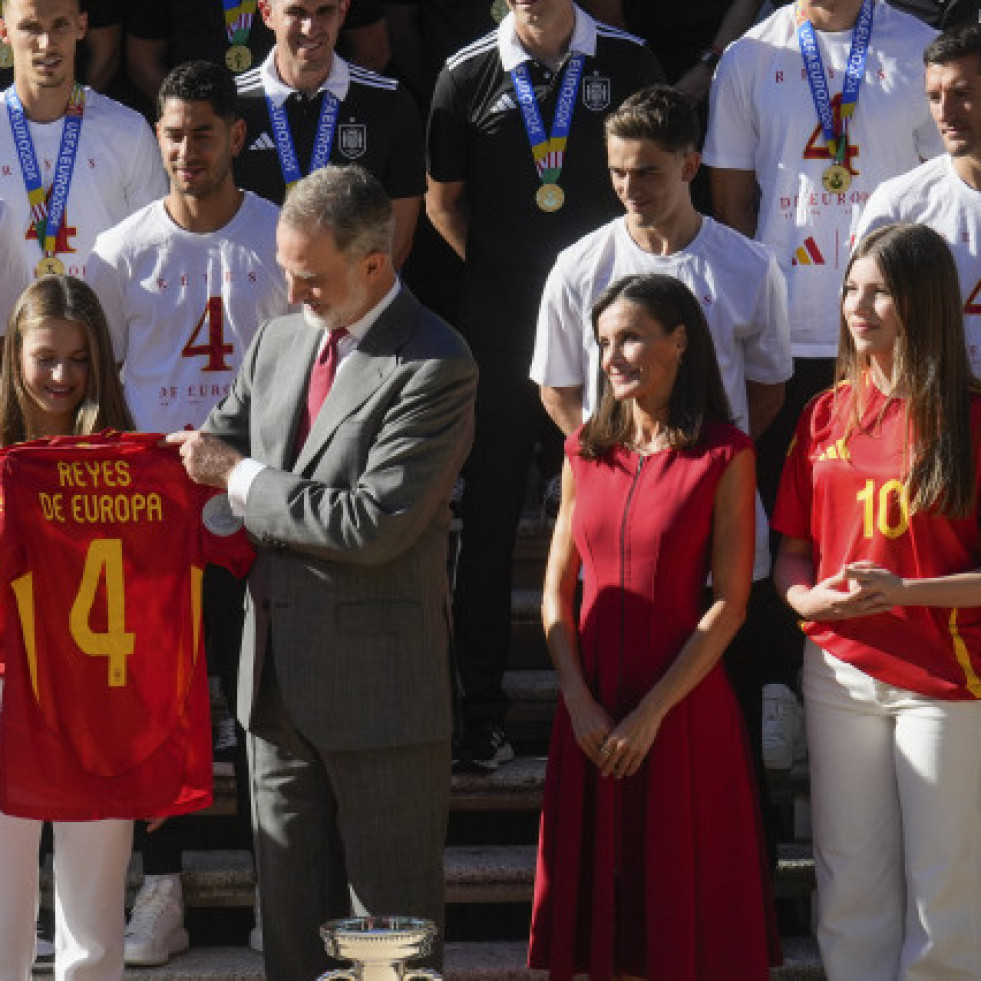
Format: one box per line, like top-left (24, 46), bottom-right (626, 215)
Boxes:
top-left (234, 51), bottom-right (424, 205)
top-left (427, 8), bottom-right (662, 355)
top-left (620, 0), bottom-right (731, 82)
top-left (886, 0), bottom-right (981, 27)
top-left (125, 0), bottom-right (384, 74)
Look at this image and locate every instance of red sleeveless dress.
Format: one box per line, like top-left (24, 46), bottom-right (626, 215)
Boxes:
top-left (528, 423), bottom-right (779, 980)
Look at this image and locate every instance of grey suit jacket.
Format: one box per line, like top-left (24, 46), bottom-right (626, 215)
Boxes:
top-left (204, 288), bottom-right (477, 752)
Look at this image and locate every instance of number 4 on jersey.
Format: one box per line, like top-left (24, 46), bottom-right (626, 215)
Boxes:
top-left (11, 538), bottom-right (135, 694)
top-left (182, 297), bottom-right (233, 372)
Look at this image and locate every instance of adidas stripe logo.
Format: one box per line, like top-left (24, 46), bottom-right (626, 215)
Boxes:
top-left (490, 93), bottom-right (516, 114)
top-left (249, 132), bottom-right (276, 151)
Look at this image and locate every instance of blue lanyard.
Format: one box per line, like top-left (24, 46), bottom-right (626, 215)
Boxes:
top-left (510, 52), bottom-right (586, 183)
top-left (265, 89), bottom-right (340, 190)
top-left (5, 83), bottom-right (84, 256)
top-left (797, 0), bottom-right (874, 162)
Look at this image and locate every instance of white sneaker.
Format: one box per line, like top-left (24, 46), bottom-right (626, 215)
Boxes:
top-left (762, 683), bottom-right (806, 770)
top-left (124, 874), bottom-right (190, 966)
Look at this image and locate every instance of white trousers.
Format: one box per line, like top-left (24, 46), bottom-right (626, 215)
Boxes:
top-left (0, 680), bottom-right (132, 981)
top-left (803, 641), bottom-right (981, 981)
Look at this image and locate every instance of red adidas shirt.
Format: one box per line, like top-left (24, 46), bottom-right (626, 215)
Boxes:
top-left (0, 432), bottom-right (254, 820)
top-left (773, 383), bottom-right (981, 700)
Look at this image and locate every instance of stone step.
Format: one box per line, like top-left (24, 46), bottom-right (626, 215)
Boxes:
top-left (205, 753), bottom-right (810, 816)
top-left (451, 756), bottom-right (547, 811)
top-left (511, 520), bottom-right (553, 591)
top-left (41, 841), bottom-right (815, 913)
top-left (34, 937), bottom-right (821, 980)
top-left (445, 937), bottom-right (824, 980)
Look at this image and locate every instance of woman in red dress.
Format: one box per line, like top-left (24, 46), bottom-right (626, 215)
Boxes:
top-left (529, 274), bottom-right (777, 980)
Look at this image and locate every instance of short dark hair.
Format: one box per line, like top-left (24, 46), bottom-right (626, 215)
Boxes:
top-left (924, 23), bottom-right (981, 67)
top-left (604, 84), bottom-right (700, 153)
top-left (579, 274), bottom-right (731, 458)
top-left (157, 60), bottom-right (240, 121)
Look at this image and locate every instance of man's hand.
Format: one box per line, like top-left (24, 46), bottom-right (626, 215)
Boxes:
top-left (162, 431), bottom-right (242, 489)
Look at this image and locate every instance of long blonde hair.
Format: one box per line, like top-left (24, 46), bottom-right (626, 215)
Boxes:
top-left (0, 276), bottom-right (133, 446)
top-left (838, 223), bottom-right (979, 517)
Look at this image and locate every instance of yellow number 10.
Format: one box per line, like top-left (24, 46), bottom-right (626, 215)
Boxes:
top-left (856, 478), bottom-right (909, 539)
top-left (11, 538), bottom-right (135, 695)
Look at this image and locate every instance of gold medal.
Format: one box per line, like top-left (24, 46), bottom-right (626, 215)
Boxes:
top-left (35, 256), bottom-right (64, 276)
top-left (536, 183), bottom-right (564, 213)
top-left (490, 0), bottom-right (509, 23)
top-left (225, 44), bottom-right (252, 73)
top-left (0, 43), bottom-right (13, 70)
top-left (822, 163), bottom-right (852, 193)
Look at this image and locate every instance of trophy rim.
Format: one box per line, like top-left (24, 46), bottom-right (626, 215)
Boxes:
top-left (320, 915), bottom-right (437, 943)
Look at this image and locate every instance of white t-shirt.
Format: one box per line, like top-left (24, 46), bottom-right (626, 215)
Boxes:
top-left (0, 88), bottom-right (167, 301)
top-left (703, 1), bottom-right (942, 358)
top-left (86, 192), bottom-right (289, 432)
top-left (530, 214), bottom-right (792, 580)
top-left (855, 154), bottom-right (981, 373)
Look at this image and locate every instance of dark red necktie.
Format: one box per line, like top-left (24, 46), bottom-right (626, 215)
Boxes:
top-left (294, 327), bottom-right (348, 454)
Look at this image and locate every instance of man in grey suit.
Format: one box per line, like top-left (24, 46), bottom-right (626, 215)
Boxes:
top-left (167, 165), bottom-right (477, 979)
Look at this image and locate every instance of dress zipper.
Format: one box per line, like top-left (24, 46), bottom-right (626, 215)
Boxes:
top-left (613, 453), bottom-right (644, 963)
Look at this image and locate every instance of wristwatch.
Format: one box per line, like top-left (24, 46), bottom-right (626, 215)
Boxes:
top-left (698, 46), bottom-right (723, 70)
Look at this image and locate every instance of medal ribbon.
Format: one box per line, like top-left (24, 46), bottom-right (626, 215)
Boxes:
top-left (796, 0), bottom-right (874, 165)
top-left (265, 89), bottom-right (340, 190)
top-left (510, 52), bottom-right (586, 184)
top-left (5, 83), bottom-right (84, 258)
top-left (223, 0), bottom-right (257, 46)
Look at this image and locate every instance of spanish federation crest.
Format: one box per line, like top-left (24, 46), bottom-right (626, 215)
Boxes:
top-left (583, 75), bottom-right (611, 112)
top-left (338, 123), bottom-right (367, 159)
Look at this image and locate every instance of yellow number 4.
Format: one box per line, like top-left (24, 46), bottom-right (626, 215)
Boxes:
top-left (69, 539), bottom-right (135, 687)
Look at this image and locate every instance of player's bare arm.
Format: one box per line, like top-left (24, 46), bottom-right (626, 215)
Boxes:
top-left (540, 384), bottom-right (584, 437)
top-left (710, 167), bottom-right (759, 239)
top-left (746, 380), bottom-right (785, 439)
top-left (425, 178), bottom-right (468, 260)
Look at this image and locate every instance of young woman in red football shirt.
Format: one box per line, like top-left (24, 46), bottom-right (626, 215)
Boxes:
top-left (773, 222), bottom-right (981, 981)
top-left (0, 274), bottom-right (134, 979)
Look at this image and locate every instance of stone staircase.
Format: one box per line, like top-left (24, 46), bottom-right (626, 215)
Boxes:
top-left (35, 518), bottom-right (823, 979)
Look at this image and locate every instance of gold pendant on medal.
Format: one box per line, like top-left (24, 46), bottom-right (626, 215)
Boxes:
top-left (225, 44), bottom-right (252, 73)
top-left (822, 163), bottom-right (852, 193)
top-left (536, 183), bottom-right (564, 213)
top-left (36, 256), bottom-right (65, 277)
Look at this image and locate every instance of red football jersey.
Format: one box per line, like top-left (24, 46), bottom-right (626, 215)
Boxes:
top-left (0, 431), bottom-right (254, 820)
top-left (773, 383), bottom-right (981, 700)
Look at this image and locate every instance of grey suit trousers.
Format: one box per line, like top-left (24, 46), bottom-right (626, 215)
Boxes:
top-left (248, 654), bottom-right (450, 981)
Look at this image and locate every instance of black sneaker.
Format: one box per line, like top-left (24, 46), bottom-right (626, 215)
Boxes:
top-left (453, 722), bottom-right (515, 773)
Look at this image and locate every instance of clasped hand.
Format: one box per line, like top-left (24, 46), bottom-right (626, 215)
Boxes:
top-left (795, 561), bottom-right (903, 620)
top-left (564, 689), bottom-right (662, 780)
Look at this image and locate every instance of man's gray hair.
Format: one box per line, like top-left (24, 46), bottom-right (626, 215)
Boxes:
top-left (281, 165), bottom-right (395, 258)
